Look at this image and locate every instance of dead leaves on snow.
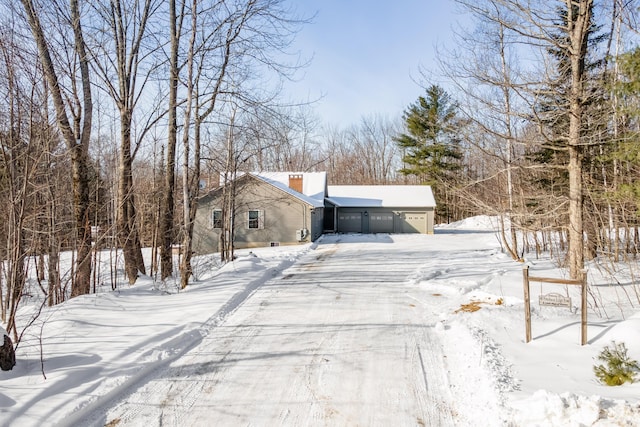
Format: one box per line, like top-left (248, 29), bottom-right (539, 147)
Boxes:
top-left (455, 298), bottom-right (504, 313)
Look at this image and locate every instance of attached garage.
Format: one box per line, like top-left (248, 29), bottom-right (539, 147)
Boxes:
top-left (326, 185), bottom-right (436, 234)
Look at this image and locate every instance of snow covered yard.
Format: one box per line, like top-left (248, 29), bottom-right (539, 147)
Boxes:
top-left (1, 217), bottom-right (640, 426)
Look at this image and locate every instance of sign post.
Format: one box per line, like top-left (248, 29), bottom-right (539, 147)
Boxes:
top-left (522, 266), bottom-right (532, 343)
top-left (522, 266), bottom-right (587, 345)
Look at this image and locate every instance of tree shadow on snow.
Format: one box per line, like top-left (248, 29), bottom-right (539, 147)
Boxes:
top-left (533, 319), bottom-right (622, 345)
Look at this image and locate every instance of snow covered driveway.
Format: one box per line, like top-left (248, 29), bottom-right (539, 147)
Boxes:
top-left (90, 234), bottom-right (504, 426)
top-left (6, 219), bottom-right (640, 426)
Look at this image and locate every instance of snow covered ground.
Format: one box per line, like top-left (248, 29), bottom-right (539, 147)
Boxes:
top-left (1, 216), bottom-right (640, 426)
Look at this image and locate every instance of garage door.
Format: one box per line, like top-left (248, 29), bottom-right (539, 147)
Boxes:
top-left (338, 213), bottom-right (362, 233)
top-left (401, 212), bottom-right (426, 233)
top-left (370, 213), bottom-right (394, 233)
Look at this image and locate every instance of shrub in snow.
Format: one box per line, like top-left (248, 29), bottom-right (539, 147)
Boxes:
top-left (593, 341), bottom-right (639, 386)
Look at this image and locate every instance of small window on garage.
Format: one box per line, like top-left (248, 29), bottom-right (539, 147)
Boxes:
top-left (247, 210), bottom-right (264, 229)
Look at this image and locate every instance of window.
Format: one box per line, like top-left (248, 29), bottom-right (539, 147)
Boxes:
top-left (212, 209), bottom-right (222, 229)
top-left (247, 210), bottom-right (263, 229)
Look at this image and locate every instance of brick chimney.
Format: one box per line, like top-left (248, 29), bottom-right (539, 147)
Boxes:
top-left (288, 174), bottom-right (303, 193)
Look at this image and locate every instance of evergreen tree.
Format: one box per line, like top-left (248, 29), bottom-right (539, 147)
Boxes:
top-left (609, 47), bottom-right (640, 217)
top-left (395, 85), bottom-right (464, 220)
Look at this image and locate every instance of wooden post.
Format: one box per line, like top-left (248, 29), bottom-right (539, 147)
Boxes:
top-left (581, 271), bottom-right (587, 345)
top-left (523, 267), bottom-right (588, 345)
top-left (523, 266), bottom-right (532, 343)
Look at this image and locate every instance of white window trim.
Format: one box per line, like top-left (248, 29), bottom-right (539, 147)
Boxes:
top-left (247, 209), bottom-right (264, 229)
top-left (212, 209), bottom-right (222, 229)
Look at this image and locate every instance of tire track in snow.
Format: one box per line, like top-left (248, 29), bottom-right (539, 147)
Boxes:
top-left (413, 338), bottom-right (456, 426)
top-left (59, 256), bottom-right (298, 427)
top-left (72, 235), bottom-right (506, 426)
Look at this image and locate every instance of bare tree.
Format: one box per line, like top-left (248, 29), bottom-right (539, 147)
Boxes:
top-left (564, 0), bottom-right (593, 279)
top-left (444, 0), bottom-right (602, 278)
top-left (179, 0), bottom-right (198, 288)
top-left (175, 0), bottom-right (307, 280)
top-left (88, 0), bottom-right (163, 284)
top-left (18, 0), bottom-right (93, 295)
top-left (442, 0), bottom-right (529, 259)
top-left (0, 18), bottom-right (71, 338)
top-left (159, 0), bottom-right (183, 281)
top-left (315, 116), bottom-right (402, 185)
top-left (351, 115), bottom-right (401, 184)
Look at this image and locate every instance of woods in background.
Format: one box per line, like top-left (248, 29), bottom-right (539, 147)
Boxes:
top-left (2, 0), bottom-right (640, 340)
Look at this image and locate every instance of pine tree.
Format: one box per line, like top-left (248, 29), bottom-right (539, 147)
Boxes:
top-left (395, 85), bottom-right (464, 221)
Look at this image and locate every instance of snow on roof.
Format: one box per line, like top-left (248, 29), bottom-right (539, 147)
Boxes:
top-left (327, 185), bottom-right (436, 208)
top-left (253, 172), bottom-right (327, 208)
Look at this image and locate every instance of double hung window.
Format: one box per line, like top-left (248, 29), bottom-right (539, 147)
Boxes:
top-left (247, 210), bottom-right (263, 229)
top-left (212, 209), bottom-right (222, 229)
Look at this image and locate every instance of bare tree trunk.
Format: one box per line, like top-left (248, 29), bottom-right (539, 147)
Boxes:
top-left (0, 262), bottom-right (4, 323)
top-left (160, 0), bottom-right (182, 281)
top-left (19, 0), bottom-right (93, 297)
top-left (91, 0), bottom-right (156, 283)
top-left (179, 1), bottom-right (196, 289)
top-left (70, 0), bottom-right (93, 296)
top-left (5, 161), bottom-right (27, 342)
top-left (46, 150), bottom-right (61, 306)
top-left (497, 18), bottom-right (520, 260)
top-left (221, 107), bottom-right (239, 263)
top-left (69, 146), bottom-right (92, 296)
top-left (115, 101), bottom-right (147, 284)
top-left (567, 0), bottom-right (592, 280)
top-left (117, 120), bottom-right (142, 284)
top-left (180, 119), bottom-right (201, 288)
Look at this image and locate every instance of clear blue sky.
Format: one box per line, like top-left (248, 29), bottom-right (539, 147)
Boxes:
top-left (284, 0), bottom-right (461, 128)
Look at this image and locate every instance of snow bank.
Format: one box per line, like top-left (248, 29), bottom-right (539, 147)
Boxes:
top-left (510, 390), bottom-right (640, 426)
top-left (436, 215), bottom-right (501, 231)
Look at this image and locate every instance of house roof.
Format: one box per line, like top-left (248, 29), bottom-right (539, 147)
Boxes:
top-left (253, 172), bottom-right (327, 208)
top-left (326, 185), bottom-right (436, 208)
top-left (207, 172), bottom-right (435, 210)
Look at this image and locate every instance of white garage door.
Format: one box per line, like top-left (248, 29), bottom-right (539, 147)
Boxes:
top-left (401, 212), bottom-right (426, 233)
